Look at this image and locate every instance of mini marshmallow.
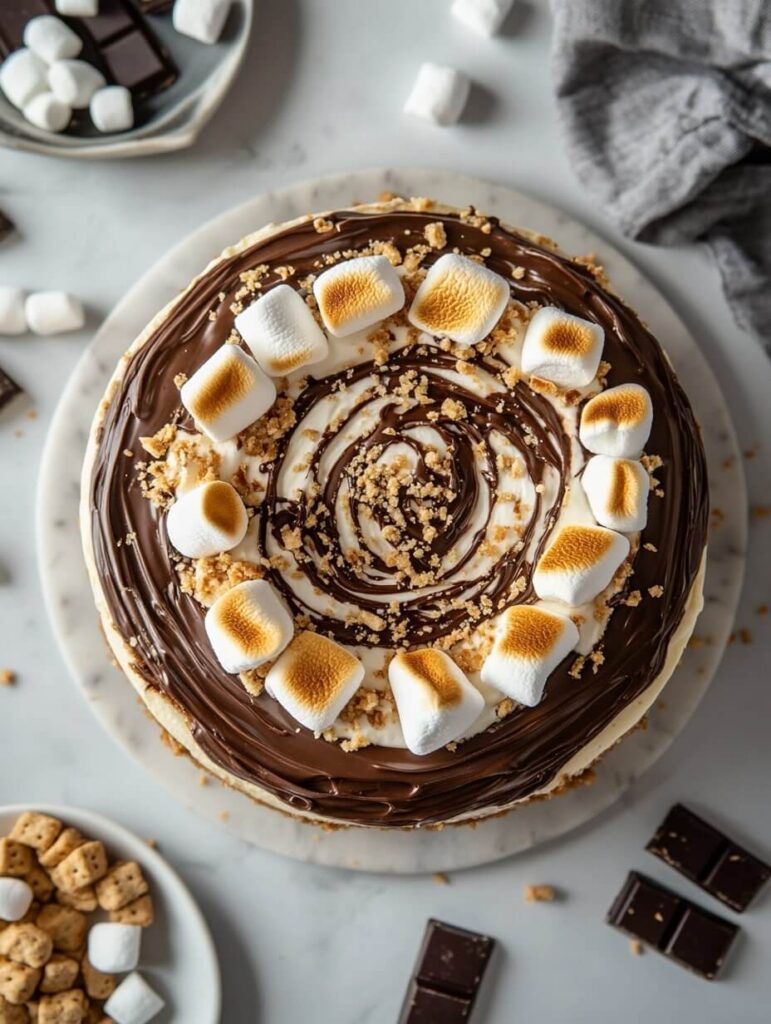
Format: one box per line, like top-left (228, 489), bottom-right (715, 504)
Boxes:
top-left (181, 344), bottom-right (276, 442)
top-left (581, 455), bottom-right (649, 534)
top-left (0, 878), bottom-right (34, 922)
top-left (24, 16), bottom-right (82, 64)
top-left (88, 923), bottom-right (141, 974)
top-left (48, 60), bottom-right (105, 108)
top-left (166, 480), bottom-right (248, 558)
top-left (389, 648), bottom-right (484, 756)
top-left (533, 524), bottom-right (630, 607)
top-left (0, 49), bottom-right (48, 110)
top-left (25, 291), bottom-right (84, 335)
top-left (404, 62), bottom-right (470, 125)
top-left (0, 287), bottom-right (28, 336)
top-left (56, 0), bottom-right (99, 14)
top-left (90, 84), bottom-right (134, 133)
top-left (205, 579), bottom-right (293, 673)
top-left (481, 605), bottom-right (579, 707)
top-left (235, 283), bottom-right (328, 375)
top-left (579, 383), bottom-right (653, 457)
top-left (172, 0), bottom-right (233, 44)
top-left (521, 306), bottom-right (605, 387)
top-left (23, 92), bottom-right (71, 132)
top-left (408, 253), bottom-right (509, 346)
top-left (265, 631), bottom-right (365, 732)
top-left (104, 972), bottom-right (164, 1024)
top-left (313, 255), bottom-right (405, 337)
top-left (452, 0), bottom-right (514, 36)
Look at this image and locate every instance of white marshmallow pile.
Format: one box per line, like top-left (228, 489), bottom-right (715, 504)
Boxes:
top-left (408, 252), bottom-right (509, 346)
top-left (181, 344), bottom-right (276, 442)
top-left (0, 50), bottom-right (47, 109)
top-left (26, 290), bottom-right (85, 334)
top-left (0, 877), bottom-right (34, 922)
top-left (481, 605), bottom-right (579, 707)
top-left (265, 631), bottom-right (365, 733)
top-left (389, 648), bottom-right (484, 756)
top-left (56, 0), bottom-right (100, 14)
top-left (88, 922), bottom-right (142, 974)
top-left (533, 524), bottom-right (630, 607)
top-left (90, 84), bottom-right (134, 133)
top-left (235, 283), bottom-right (329, 376)
top-left (104, 972), bottom-right (165, 1024)
top-left (24, 16), bottom-right (82, 64)
top-left (173, 0), bottom-right (233, 45)
top-left (581, 455), bottom-right (649, 534)
top-left (48, 59), bottom-right (105, 108)
top-left (521, 306), bottom-right (605, 387)
top-left (313, 255), bottom-right (405, 337)
top-left (205, 579), bottom-right (294, 673)
top-left (404, 62), bottom-right (470, 125)
top-left (0, 287), bottom-right (28, 336)
top-left (166, 480), bottom-right (248, 558)
top-left (579, 382), bottom-right (653, 457)
top-left (452, 0), bottom-right (514, 36)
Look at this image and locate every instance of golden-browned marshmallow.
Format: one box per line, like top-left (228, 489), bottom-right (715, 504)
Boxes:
top-left (166, 480), bottom-right (248, 559)
top-left (521, 306), bottom-right (604, 387)
top-left (408, 252), bottom-right (509, 346)
top-left (235, 283), bottom-right (329, 376)
top-left (581, 455), bottom-right (649, 533)
top-left (205, 580), bottom-right (293, 674)
top-left (481, 604), bottom-right (579, 707)
top-left (579, 383), bottom-right (653, 457)
top-left (388, 648), bottom-right (484, 756)
top-left (533, 524), bottom-right (630, 606)
top-left (264, 631), bottom-right (365, 732)
top-left (312, 255), bottom-right (405, 337)
top-left (181, 344), bottom-right (276, 442)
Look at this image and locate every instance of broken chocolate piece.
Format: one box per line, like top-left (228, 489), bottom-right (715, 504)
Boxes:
top-left (399, 919), bottom-right (495, 1023)
top-left (607, 871), bottom-right (739, 980)
top-left (647, 804), bottom-right (770, 912)
top-left (0, 368), bottom-right (22, 411)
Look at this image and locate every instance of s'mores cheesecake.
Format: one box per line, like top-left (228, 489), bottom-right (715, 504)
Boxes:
top-left (81, 198), bottom-right (708, 829)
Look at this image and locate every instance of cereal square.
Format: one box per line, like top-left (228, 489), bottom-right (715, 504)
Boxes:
top-left (35, 907), bottom-right (86, 956)
top-left (95, 863), bottom-right (148, 912)
top-left (39, 955), bottom-right (79, 995)
top-left (38, 989), bottom-right (88, 1024)
top-left (54, 889), bottom-right (97, 914)
top-left (38, 833), bottom-right (83, 873)
top-left (0, 957), bottom-right (40, 1004)
top-left (9, 816), bottom-right (62, 856)
top-left (81, 957), bottom-right (115, 1001)
top-left (0, 994), bottom-right (30, 1023)
top-left (53, 845), bottom-right (107, 895)
top-left (0, 843), bottom-right (34, 880)
top-left (0, 924), bottom-right (53, 969)
top-left (24, 865), bottom-right (54, 905)
top-left (109, 895), bottom-right (154, 928)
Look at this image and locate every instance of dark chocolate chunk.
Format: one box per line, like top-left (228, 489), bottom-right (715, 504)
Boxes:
top-left (0, 368), bottom-right (22, 411)
top-left (647, 804), bottom-right (770, 912)
top-left (0, 0), bottom-right (50, 58)
top-left (399, 919), bottom-right (494, 1023)
top-left (101, 26), bottom-right (173, 94)
top-left (607, 871), bottom-right (739, 980)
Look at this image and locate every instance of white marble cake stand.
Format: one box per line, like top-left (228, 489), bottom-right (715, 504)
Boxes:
top-left (37, 169), bottom-right (746, 873)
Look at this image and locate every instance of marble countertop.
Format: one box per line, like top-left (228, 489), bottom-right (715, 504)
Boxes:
top-left (1, 1), bottom-right (770, 1020)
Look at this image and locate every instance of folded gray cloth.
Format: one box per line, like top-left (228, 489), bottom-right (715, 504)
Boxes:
top-left (551, 0), bottom-right (771, 350)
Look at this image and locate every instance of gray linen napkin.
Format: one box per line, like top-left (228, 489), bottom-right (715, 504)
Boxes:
top-left (550, 0), bottom-right (771, 350)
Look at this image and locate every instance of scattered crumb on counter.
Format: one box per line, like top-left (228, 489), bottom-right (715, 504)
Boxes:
top-left (433, 872), bottom-right (450, 886)
top-left (630, 939), bottom-right (644, 956)
top-left (524, 884), bottom-right (556, 903)
top-left (145, 838), bottom-right (158, 849)
top-left (757, 605), bottom-right (768, 617)
top-left (218, 810), bottom-right (230, 822)
top-left (751, 505), bottom-right (771, 520)
top-left (198, 774), bottom-right (209, 787)
top-left (0, 668), bottom-right (16, 686)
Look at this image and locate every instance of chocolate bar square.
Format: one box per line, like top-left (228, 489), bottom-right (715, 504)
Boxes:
top-left (0, 0), bottom-right (51, 58)
top-left (399, 980), bottom-right (472, 1024)
top-left (415, 919), bottom-right (494, 997)
top-left (664, 905), bottom-right (740, 980)
top-left (101, 28), bottom-right (170, 94)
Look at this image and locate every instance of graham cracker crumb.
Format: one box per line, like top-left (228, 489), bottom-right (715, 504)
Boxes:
top-left (524, 884), bottom-right (556, 903)
top-left (0, 669), bottom-right (16, 686)
top-left (630, 939), bottom-right (644, 956)
top-left (432, 872), bottom-right (450, 886)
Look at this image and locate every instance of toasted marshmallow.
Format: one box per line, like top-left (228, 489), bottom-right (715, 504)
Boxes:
top-left (408, 253), bottom-right (509, 346)
top-left (312, 255), bottom-right (405, 337)
top-left (265, 631), bottom-right (365, 732)
top-left (521, 306), bottom-right (604, 387)
top-left (404, 62), bottom-right (470, 125)
top-left (389, 648), bottom-right (484, 756)
top-left (481, 605), bottom-right (579, 707)
top-left (579, 383), bottom-right (653, 457)
top-left (181, 344), bottom-right (276, 442)
top-left (166, 480), bottom-right (248, 558)
top-left (104, 972), bottom-right (164, 1024)
top-left (235, 283), bottom-right (328, 375)
top-left (533, 524), bottom-right (630, 606)
top-left (581, 455), bottom-right (649, 533)
top-left (452, 0), bottom-right (514, 36)
top-left (205, 580), bottom-right (293, 673)
top-left (0, 49), bottom-right (48, 110)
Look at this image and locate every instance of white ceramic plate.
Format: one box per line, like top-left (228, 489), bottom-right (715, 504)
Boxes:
top-left (0, 803), bottom-right (220, 1023)
top-left (37, 168), bottom-right (746, 872)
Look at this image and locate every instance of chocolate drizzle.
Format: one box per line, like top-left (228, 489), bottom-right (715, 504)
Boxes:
top-left (86, 207), bottom-right (708, 827)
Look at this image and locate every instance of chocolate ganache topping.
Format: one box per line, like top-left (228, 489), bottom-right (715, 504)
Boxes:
top-left (87, 206), bottom-right (708, 826)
